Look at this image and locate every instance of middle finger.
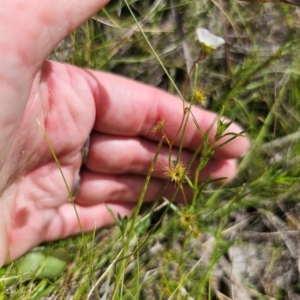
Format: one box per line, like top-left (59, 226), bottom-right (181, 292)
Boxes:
top-left (86, 132), bottom-right (237, 181)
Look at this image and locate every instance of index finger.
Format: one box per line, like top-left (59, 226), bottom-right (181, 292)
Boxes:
top-left (88, 71), bottom-right (250, 159)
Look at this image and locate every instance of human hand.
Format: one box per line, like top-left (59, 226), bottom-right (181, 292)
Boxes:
top-left (0, 0), bottom-right (250, 267)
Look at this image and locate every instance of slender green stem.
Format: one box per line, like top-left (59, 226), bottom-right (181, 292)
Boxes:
top-left (123, 0), bottom-right (182, 99)
top-left (171, 51), bottom-right (205, 164)
top-left (37, 120), bottom-right (87, 249)
top-left (111, 138), bottom-right (164, 298)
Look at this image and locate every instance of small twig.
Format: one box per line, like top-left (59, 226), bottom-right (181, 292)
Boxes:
top-left (260, 130), bottom-right (300, 153)
top-left (263, 211), bottom-right (299, 258)
top-left (170, 0), bottom-right (193, 73)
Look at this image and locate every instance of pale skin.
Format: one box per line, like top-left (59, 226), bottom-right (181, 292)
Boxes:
top-left (0, 0), bottom-right (250, 267)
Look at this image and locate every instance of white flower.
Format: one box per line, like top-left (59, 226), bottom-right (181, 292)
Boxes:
top-left (196, 28), bottom-right (225, 52)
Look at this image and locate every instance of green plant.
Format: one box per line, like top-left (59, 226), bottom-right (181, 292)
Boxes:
top-left (2, 1), bottom-right (300, 299)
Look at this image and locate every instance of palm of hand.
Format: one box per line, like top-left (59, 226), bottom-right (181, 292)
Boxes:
top-left (2, 59), bottom-right (97, 262)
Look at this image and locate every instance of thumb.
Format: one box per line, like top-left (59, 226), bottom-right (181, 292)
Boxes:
top-left (1, 0), bottom-right (110, 70)
top-left (0, 0), bottom-right (109, 190)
